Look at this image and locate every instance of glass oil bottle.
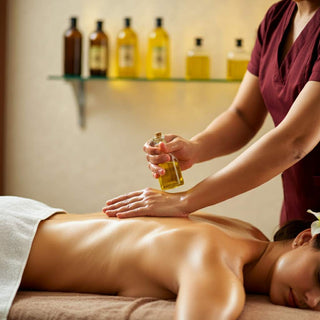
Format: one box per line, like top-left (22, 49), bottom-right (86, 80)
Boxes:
top-left (186, 38), bottom-right (210, 80)
top-left (226, 39), bottom-right (250, 80)
top-left (89, 20), bottom-right (109, 77)
top-left (152, 132), bottom-right (184, 190)
top-left (146, 18), bottom-right (170, 79)
top-left (116, 17), bottom-right (139, 78)
top-left (64, 17), bottom-right (82, 76)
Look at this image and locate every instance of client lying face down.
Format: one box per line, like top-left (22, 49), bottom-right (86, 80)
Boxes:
top-left (20, 210), bottom-right (320, 320)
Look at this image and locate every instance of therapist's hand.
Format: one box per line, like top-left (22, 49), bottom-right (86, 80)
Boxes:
top-left (144, 134), bottom-right (197, 179)
top-left (103, 188), bottom-right (189, 218)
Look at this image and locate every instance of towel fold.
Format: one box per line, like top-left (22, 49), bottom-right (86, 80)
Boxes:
top-left (0, 196), bottom-right (66, 320)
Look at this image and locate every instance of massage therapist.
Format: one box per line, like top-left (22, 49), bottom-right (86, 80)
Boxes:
top-left (104, 0), bottom-right (320, 225)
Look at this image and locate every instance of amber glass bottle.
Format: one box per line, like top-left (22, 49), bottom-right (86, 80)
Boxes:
top-left (89, 20), bottom-right (109, 77)
top-left (152, 132), bottom-right (184, 190)
top-left (64, 17), bottom-right (82, 76)
top-left (116, 17), bottom-right (139, 78)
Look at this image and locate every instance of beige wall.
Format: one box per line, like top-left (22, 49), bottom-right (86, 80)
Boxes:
top-left (5, 0), bottom-right (281, 237)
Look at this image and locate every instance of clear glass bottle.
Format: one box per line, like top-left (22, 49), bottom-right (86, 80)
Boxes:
top-left (89, 20), bottom-right (109, 77)
top-left (146, 18), bottom-right (170, 79)
top-left (116, 17), bottom-right (139, 78)
top-left (152, 132), bottom-right (184, 190)
top-left (226, 39), bottom-right (250, 80)
top-left (186, 38), bottom-right (210, 80)
top-left (64, 17), bottom-right (82, 76)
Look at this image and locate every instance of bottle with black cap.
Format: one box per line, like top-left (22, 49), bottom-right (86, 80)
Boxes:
top-left (116, 17), bottom-right (139, 78)
top-left (226, 38), bottom-right (250, 80)
top-left (64, 17), bottom-right (82, 76)
top-left (147, 17), bottom-right (170, 79)
top-left (89, 20), bottom-right (109, 77)
top-left (186, 37), bottom-right (210, 80)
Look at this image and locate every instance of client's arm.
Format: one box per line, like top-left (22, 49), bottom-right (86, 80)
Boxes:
top-left (176, 257), bottom-right (245, 320)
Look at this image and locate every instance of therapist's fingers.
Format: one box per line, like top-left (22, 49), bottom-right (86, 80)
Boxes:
top-left (148, 162), bottom-right (165, 177)
top-left (105, 190), bottom-right (143, 206)
top-left (104, 200), bottom-right (146, 218)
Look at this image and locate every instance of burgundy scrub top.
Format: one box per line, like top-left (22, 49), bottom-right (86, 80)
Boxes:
top-left (247, 0), bottom-right (320, 224)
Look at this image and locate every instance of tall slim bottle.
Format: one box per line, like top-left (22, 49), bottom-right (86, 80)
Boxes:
top-left (89, 20), bottom-right (109, 77)
top-left (186, 38), bottom-right (210, 80)
top-left (226, 39), bottom-right (250, 80)
top-left (147, 18), bottom-right (170, 79)
top-left (64, 17), bottom-right (82, 76)
top-left (116, 17), bottom-right (139, 78)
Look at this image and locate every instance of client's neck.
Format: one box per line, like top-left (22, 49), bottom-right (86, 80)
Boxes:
top-left (243, 240), bottom-right (292, 294)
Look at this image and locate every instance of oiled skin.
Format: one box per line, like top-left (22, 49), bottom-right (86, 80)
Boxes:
top-left (21, 212), bottom-right (268, 320)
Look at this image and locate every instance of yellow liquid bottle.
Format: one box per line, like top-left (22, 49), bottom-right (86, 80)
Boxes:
top-left (152, 132), bottom-right (184, 190)
top-left (227, 39), bottom-right (250, 80)
top-left (116, 17), bottom-right (139, 78)
top-left (146, 18), bottom-right (170, 79)
top-left (186, 38), bottom-right (210, 80)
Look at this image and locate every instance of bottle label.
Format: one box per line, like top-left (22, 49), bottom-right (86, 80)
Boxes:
top-left (119, 45), bottom-right (135, 68)
top-left (152, 46), bottom-right (167, 70)
top-left (89, 45), bottom-right (107, 70)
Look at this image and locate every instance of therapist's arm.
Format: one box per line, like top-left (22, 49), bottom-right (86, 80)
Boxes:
top-left (183, 80), bottom-right (320, 213)
top-left (104, 79), bottom-right (320, 218)
top-left (145, 72), bottom-right (268, 177)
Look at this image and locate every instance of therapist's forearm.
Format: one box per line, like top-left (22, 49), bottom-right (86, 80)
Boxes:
top-left (182, 127), bottom-right (306, 213)
top-left (190, 108), bottom-right (259, 164)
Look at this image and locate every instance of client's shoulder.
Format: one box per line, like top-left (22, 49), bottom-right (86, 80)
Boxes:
top-left (189, 211), bottom-right (269, 241)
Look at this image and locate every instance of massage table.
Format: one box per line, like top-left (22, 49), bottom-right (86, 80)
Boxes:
top-left (9, 291), bottom-right (316, 319)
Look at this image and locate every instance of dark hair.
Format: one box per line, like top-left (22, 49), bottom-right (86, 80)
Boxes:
top-left (273, 219), bottom-right (320, 249)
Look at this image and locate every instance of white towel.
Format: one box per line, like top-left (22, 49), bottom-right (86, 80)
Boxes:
top-left (0, 196), bottom-right (66, 320)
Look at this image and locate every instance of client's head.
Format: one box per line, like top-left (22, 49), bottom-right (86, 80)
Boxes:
top-left (269, 219), bottom-right (320, 310)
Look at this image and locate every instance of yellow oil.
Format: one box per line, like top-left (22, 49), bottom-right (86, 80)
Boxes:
top-left (116, 21), bottom-right (139, 77)
top-left (146, 24), bottom-right (170, 79)
top-left (158, 161), bottom-right (184, 190)
top-left (227, 59), bottom-right (248, 80)
top-left (186, 56), bottom-right (210, 80)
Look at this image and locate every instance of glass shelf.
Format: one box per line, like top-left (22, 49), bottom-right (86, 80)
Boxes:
top-left (48, 75), bottom-right (240, 83)
top-left (48, 75), bottom-right (240, 129)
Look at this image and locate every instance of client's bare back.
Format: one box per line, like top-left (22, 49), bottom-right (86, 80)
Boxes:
top-left (21, 211), bottom-right (268, 319)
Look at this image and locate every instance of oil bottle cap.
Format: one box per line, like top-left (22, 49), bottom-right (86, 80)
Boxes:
top-left (236, 38), bottom-right (243, 47)
top-left (156, 17), bottom-right (163, 28)
top-left (195, 38), bottom-right (203, 47)
top-left (70, 17), bottom-right (77, 28)
top-left (155, 132), bottom-right (162, 138)
top-left (97, 20), bottom-right (103, 31)
top-left (125, 17), bottom-right (131, 27)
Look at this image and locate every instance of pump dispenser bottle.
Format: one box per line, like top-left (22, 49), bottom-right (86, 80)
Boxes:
top-left (226, 39), bottom-right (250, 80)
top-left (152, 132), bottom-right (184, 190)
top-left (186, 38), bottom-right (210, 80)
top-left (116, 17), bottom-right (139, 77)
top-left (147, 18), bottom-right (170, 79)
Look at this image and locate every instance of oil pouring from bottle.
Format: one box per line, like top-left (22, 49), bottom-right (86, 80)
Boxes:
top-left (152, 132), bottom-right (184, 190)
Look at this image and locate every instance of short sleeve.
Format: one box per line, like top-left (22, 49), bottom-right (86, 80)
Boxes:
top-left (247, 26), bottom-right (263, 77)
top-left (247, 3), bottom-right (278, 77)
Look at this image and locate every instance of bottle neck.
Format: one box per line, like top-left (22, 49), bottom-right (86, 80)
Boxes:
top-left (156, 18), bottom-right (163, 28)
top-left (235, 38), bottom-right (243, 48)
top-left (125, 17), bottom-right (131, 28)
top-left (97, 21), bottom-right (103, 32)
top-left (70, 17), bottom-right (77, 29)
top-left (195, 38), bottom-right (203, 48)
